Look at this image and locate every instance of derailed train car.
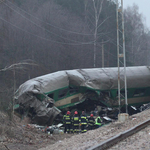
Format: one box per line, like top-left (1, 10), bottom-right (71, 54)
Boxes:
top-left (14, 66), bottom-right (150, 125)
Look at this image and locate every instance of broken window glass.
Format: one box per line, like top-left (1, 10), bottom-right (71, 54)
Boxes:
top-left (69, 86), bottom-right (78, 94)
top-left (100, 91), bottom-right (111, 102)
top-left (46, 102), bottom-right (53, 108)
top-left (48, 93), bottom-right (54, 99)
top-left (58, 88), bottom-right (69, 98)
top-left (100, 91), bottom-right (110, 97)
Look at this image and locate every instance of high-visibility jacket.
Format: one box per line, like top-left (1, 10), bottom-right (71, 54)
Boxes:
top-left (95, 116), bottom-right (102, 126)
top-left (88, 117), bottom-right (95, 126)
top-left (72, 115), bottom-right (80, 126)
top-left (80, 115), bottom-right (88, 125)
top-left (63, 115), bottom-right (66, 124)
top-left (63, 114), bottom-right (71, 124)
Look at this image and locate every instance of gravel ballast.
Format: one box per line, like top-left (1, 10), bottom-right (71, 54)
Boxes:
top-left (39, 109), bottom-right (150, 150)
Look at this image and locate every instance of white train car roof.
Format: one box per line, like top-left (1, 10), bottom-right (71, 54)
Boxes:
top-left (16, 66), bottom-right (150, 98)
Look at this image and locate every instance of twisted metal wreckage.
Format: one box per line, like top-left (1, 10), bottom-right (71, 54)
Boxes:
top-left (14, 66), bottom-right (150, 125)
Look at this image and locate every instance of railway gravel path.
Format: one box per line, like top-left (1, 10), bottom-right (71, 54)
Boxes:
top-left (39, 109), bottom-right (150, 150)
top-left (109, 125), bottom-right (150, 150)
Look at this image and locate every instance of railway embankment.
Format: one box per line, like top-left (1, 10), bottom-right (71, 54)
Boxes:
top-left (39, 109), bottom-right (150, 150)
top-left (108, 124), bottom-right (150, 150)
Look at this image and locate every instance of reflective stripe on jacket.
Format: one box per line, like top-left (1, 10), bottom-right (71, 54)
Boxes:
top-left (88, 117), bottom-right (95, 126)
top-left (63, 115), bottom-right (66, 124)
top-left (72, 115), bottom-right (80, 126)
top-left (80, 115), bottom-right (88, 125)
top-left (64, 115), bottom-right (71, 124)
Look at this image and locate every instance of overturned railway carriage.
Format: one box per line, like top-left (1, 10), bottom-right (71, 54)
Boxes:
top-left (15, 66), bottom-right (150, 125)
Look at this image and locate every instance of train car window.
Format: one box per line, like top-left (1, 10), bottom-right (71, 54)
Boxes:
top-left (133, 89), bottom-right (146, 97)
top-left (58, 88), bottom-right (69, 98)
top-left (48, 93), bottom-right (54, 99)
top-left (46, 102), bottom-right (53, 108)
top-left (69, 86), bottom-right (78, 94)
top-left (100, 91), bottom-right (111, 102)
top-left (100, 91), bottom-right (110, 97)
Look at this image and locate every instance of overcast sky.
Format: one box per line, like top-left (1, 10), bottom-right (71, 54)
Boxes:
top-left (123, 0), bottom-right (150, 29)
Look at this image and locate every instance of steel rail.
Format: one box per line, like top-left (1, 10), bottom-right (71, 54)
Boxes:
top-left (87, 119), bottom-right (150, 150)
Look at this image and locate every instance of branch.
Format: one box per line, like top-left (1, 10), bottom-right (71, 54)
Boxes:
top-left (0, 60), bottom-right (37, 72)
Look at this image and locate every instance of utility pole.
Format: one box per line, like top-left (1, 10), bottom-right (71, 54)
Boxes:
top-left (121, 0), bottom-right (128, 113)
top-left (116, 0), bottom-right (121, 114)
top-left (116, 0), bottom-right (128, 114)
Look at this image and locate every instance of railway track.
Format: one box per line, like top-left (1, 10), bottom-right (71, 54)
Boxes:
top-left (87, 119), bottom-right (150, 150)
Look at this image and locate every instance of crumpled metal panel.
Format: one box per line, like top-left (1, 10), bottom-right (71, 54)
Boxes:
top-left (15, 92), bottom-right (61, 125)
top-left (15, 66), bottom-right (150, 125)
top-left (16, 66), bottom-right (150, 98)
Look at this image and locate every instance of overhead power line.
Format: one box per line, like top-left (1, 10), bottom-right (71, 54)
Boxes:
top-left (3, 1), bottom-right (95, 44)
top-left (0, 16), bottom-right (94, 46)
top-left (5, 0), bottom-right (99, 36)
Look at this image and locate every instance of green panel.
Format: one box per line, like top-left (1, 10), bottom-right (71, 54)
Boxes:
top-left (45, 86), bottom-right (80, 102)
top-left (44, 85), bottom-right (150, 109)
top-left (109, 89), bottom-right (117, 98)
top-left (145, 87), bottom-right (150, 96)
top-left (109, 87), bottom-right (150, 100)
top-left (127, 89), bottom-right (135, 98)
top-left (36, 94), bottom-right (45, 101)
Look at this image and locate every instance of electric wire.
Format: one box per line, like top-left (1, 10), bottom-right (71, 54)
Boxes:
top-left (5, 0), bottom-right (110, 37)
top-left (3, 1), bottom-right (95, 44)
top-left (5, 0), bottom-right (98, 36)
top-left (2, 0), bottom-right (115, 46)
top-left (0, 16), bottom-right (94, 46)
top-left (1, 1), bottom-right (139, 65)
top-left (0, 17), bottom-right (138, 67)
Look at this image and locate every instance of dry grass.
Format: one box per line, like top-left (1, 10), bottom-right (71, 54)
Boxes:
top-left (0, 111), bottom-right (14, 137)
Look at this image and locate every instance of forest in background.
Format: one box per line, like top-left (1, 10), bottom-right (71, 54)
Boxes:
top-left (0, 0), bottom-right (150, 113)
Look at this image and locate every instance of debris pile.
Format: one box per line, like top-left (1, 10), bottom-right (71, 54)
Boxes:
top-left (39, 109), bottom-right (150, 150)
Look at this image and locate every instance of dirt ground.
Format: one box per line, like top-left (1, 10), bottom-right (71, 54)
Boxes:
top-left (1, 109), bottom-right (150, 150)
top-left (0, 112), bottom-right (73, 150)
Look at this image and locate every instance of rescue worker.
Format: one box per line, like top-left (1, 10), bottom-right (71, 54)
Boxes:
top-left (63, 111), bottom-right (72, 133)
top-left (72, 111), bottom-right (80, 133)
top-left (88, 114), bottom-right (95, 130)
top-left (95, 115), bottom-right (102, 128)
top-left (80, 111), bottom-right (88, 133)
top-left (63, 112), bottom-right (67, 133)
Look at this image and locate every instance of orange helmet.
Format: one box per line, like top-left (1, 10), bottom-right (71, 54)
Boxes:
top-left (67, 111), bottom-right (71, 115)
top-left (74, 111), bottom-right (78, 115)
top-left (90, 114), bottom-right (94, 117)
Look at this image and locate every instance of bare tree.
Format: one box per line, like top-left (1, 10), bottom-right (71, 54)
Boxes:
top-left (0, 60), bottom-right (37, 120)
top-left (92, 0), bottom-right (104, 67)
top-left (124, 4), bottom-right (147, 66)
